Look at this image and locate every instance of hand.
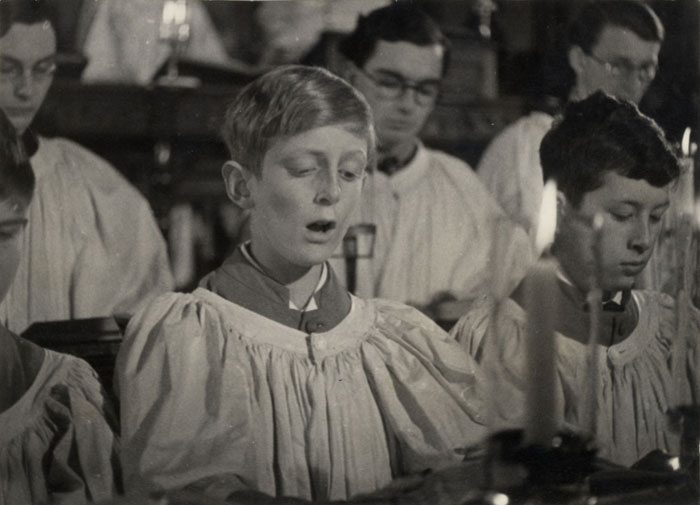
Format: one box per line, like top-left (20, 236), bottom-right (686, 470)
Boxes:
top-left (350, 461), bottom-right (487, 505)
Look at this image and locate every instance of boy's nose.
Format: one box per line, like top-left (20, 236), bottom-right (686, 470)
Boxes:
top-left (315, 172), bottom-right (341, 205)
top-left (395, 87), bottom-right (418, 113)
top-left (14, 72), bottom-right (36, 100)
top-left (628, 219), bottom-right (652, 254)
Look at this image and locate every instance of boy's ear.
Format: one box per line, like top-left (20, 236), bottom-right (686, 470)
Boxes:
top-left (556, 190), bottom-right (569, 226)
top-left (568, 46), bottom-right (586, 78)
top-left (222, 161), bottom-right (254, 209)
top-left (342, 60), bottom-right (359, 86)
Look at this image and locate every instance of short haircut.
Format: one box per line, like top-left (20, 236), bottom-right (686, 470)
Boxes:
top-left (0, 0), bottom-right (55, 38)
top-left (338, 3), bottom-right (451, 76)
top-left (0, 110), bottom-right (35, 206)
top-left (222, 65), bottom-right (376, 177)
top-left (540, 91), bottom-right (680, 208)
top-left (568, 0), bottom-right (664, 54)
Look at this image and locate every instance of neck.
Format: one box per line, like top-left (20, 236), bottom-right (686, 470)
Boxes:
top-left (568, 84), bottom-right (588, 103)
top-left (247, 242), bottom-right (322, 306)
top-left (378, 140), bottom-right (417, 169)
top-left (21, 129), bottom-right (39, 157)
top-left (287, 264), bottom-right (323, 309)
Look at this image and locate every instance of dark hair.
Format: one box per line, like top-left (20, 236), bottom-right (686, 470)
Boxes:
top-left (222, 65), bottom-right (376, 177)
top-left (0, 110), bottom-right (35, 206)
top-left (0, 0), bottom-right (55, 38)
top-left (540, 91), bottom-right (680, 208)
top-left (338, 3), bottom-right (451, 76)
top-left (568, 1), bottom-right (664, 54)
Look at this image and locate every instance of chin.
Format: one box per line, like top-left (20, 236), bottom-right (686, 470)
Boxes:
top-left (604, 277), bottom-right (636, 292)
top-left (379, 131), bottom-right (413, 150)
top-left (295, 245), bottom-right (336, 266)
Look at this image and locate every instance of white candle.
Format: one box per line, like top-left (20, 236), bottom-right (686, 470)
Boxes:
top-left (671, 128), bottom-right (695, 408)
top-left (679, 128), bottom-right (694, 217)
top-left (583, 213), bottom-right (604, 436)
top-left (524, 180), bottom-right (559, 446)
top-left (483, 215), bottom-right (513, 432)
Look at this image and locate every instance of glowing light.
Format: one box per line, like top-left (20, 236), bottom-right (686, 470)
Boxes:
top-left (535, 179), bottom-right (558, 256)
top-left (485, 492), bottom-right (509, 505)
top-left (682, 127), bottom-right (691, 157)
top-left (669, 456), bottom-right (681, 471)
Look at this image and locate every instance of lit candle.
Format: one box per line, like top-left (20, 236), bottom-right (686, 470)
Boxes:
top-left (678, 128), bottom-right (695, 217)
top-left (524, 180), bottom-right (560, 446)
top-left (671, 128), bottom-right (696, 408)
top-left (483, 214), bottom-right (513, 432)
top-left (583, 213), bottom-right (604, 436)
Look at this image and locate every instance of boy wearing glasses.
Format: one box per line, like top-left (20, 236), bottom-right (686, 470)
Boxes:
top-left (337, 3), bottom-right (532, 320)
top-left (0, 0), bottom-right (173, 333)
top-left (478, 0), bottom-right (663, 237)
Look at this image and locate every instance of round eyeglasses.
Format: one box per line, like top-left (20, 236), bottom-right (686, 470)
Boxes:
top-left (0, 57), bottom-right (57, 87)
top-left (357, 68), bottom-right (441, 106)
top-left (585, 52), bottom-right (658, 82)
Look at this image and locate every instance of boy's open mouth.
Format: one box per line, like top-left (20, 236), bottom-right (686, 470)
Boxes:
top-left (307, 220), bottom-right (336, 233)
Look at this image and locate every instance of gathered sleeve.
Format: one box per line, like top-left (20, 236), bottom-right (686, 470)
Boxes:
top-left (0, 354), bottom-right (120, 504)
top-left (44, 357), bottom-right (121, 502)
top-left (659, 294), bottom-right (700, 406)
top-left (116, 293), bottom-right (252, 498)
top-left (449, 298), bottom-right (567, 432)
top-left (63, 140), bottom-right (174, 319)
top-left (364, 299), bottom-right (489, 472)
top-left (476, 114), bottom-right (553, 234)
top-left (689, 303), bottom-right (700, 404)
top-left (118, 293), bottom-right (490, 501)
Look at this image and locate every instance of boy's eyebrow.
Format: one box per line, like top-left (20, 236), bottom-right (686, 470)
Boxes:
top-left (283, 149), bottom-right (366, 161)
top-left (610, 199), bottom-right (670, 210)
top-left (1, 54), bottom-right (57, 66)
top-left (372, 68), bottom-right (441, 84)
top-left (0, 217), bottom-right (28, 227)
top-left (339, 150), bottom-right (368, 163)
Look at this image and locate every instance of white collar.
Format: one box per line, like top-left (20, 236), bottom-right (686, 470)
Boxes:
top-left (240, 242), bottom-right (327, 312)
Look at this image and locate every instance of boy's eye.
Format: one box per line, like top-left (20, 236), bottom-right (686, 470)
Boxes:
top-left (610, 212), bottom-right (633, 222)
top-left (0, 59), bottom-right (20, 75)
top-left (33, 60), bottom-right (57, 77)
top-left (609, 205), bottom-right (635, 222)
top-left (340, 170), bottom-right (360, 181)
top-left (286, 164), bottom-right (316, 176)
top-left (0, 224), bottom-right (25, 240)
top-left (339, 162), bottom-right (365, 181)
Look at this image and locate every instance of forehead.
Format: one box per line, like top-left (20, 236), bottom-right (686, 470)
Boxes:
top-left (580, 171), bottom-right (669, 210)
top-left (364, 40), bottom-right (443, 80)
top-left (264, 125), bottom-right (368, 160)
top-left (1, 22), bottom-right (56, 61)
top-left (592, 25), bottom-right (661, 62)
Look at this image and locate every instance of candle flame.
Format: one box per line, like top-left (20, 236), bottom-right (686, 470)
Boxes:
top-left (682, 127), bottom-right (691, 157)
top-left (535, 179), bottom-right (558, 256)
top-left (162, 0), bottom-right (188, 24)
top-left (592, 213), bottom-right (604, 232)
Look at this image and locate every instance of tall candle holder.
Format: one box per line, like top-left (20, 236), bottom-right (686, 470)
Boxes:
top-left (156, 0), bottom-right (200, 88)
top-left (523, 179), bottom-right (560, 447)
top-left (668, 127), bottom-right (700, 494)
top-left (671, 128), bottom-right (696, 409)
top-left (342, 223), bottom-right (376, 297)
top-left (583, 213), bottom-right (605, 438)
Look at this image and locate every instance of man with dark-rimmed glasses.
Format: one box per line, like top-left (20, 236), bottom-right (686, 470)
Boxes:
top-left (333, 2), bottom-right (533, 321)
top-left (478, 1), bottom-right (664, 239)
